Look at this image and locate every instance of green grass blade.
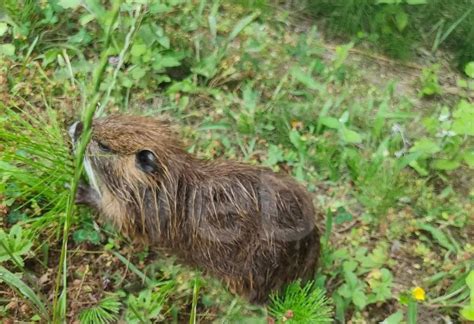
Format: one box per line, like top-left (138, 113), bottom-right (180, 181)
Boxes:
top-left (407, 299), bottom-right (417, 324)
top-left (189, 278), bottom-right (200, 324)
top-left (227, 12), bottom-right (259, 44)
top-left (432, 8), bottom-right (473, 52)
top-left (0, 266), bottom-right (49, 320)
top-left (51, 1), bottom-right (124, 321)
top-left (110, 249), bottom-right (153, 286)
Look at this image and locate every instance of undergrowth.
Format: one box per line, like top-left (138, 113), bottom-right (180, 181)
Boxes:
top-left (306, 0), bottom-right (474, 69)
top-left (0, 0), bottom-right (472, 322)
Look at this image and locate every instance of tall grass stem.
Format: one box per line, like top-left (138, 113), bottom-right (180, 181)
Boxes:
top-left (51, 1), bottom-right (123, 322)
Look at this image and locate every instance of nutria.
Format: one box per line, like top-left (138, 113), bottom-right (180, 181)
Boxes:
top-left (69, 115), bottom-right (320, 303)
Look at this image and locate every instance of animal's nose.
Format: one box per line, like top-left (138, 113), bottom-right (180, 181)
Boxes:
top-left (68, 121), bottom-right (83, 142)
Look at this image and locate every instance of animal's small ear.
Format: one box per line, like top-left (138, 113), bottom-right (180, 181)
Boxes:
top-left (136, 150), bottom-right (159, 173)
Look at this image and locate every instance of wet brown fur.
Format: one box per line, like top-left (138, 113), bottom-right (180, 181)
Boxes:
top-left (82, 115), bottom-right (320, 303)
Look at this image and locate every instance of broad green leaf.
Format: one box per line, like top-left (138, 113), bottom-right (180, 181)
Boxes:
top-left (340, 128), bottom-right (363, 144)
top-left (339, 111), bottom-right (349, 124)
top-left (73, 228), bottom-right (101, 245)
top-left (152, 55), bottom-right (181, 71)
top-left (343, 260), bottom-right (358, 273)
top-left (367, 268), bottom-right (393, 302)
top-left (465, 62), bottom-right (474, 78)
top-left (242, 84), bottom-right (258, 112)
top-left (466, 271), bottom-right (474, 291)
top-left (84, 0), bottom-right (107, 25)
top-left (406, 0), bottom-right (427, 4)
top-left (291, 67), bottom-right (321, 91)
top-left (0, 225), bottom-right (33, 267)
top-left (345, 270), bottom-right (360, 288)
top-left (289, 130), bottom-right (306, 152)
top-left (159, 56), bottom-right (181, 68)
top-left (157, 36), bottom-right (170, 49)
top-left (69, 28), bottom-right (91, 45)
top-left (452, 100), bottom-right (474, 136)
top-left (409, 138), bottom-right (441, 156)
top-left (7, 210), bottom-right (28, 225)
top-left (395, 10), bottom-right (409, 32)
top-left (334, 207), bottom-right (353, 224)
top-left (130, 43), bottom-right (147, 58)
top-left (58, 0), bottom-right (81, 9)
top-left (464, 151), bottom-right (474, 168)
top-left (130, 66), bottom-right (147, 80)
top-left (319, 116), bottom-right (341, 129)
top-left (150, 3), bottom-right (171, 14)
top-left (0, 22), bottom-right (8, 37)
top-left (0, 44), bottom-right (15, 57)
top-left (152, 25), bottom-right (170, 49)
top-left (334, 43), bottom-right (353, 69)
top-left (457, 79), bottom-right (469, 88)
top-left (417, 223), bottom-right (456, 252)
top-left (265, 145), bottom-right (284, 166)
top-left (461, 306), bottom-right (474, 321)
top-left (431, 159), bottom-right (461, 171)
top-left (227, 12), bottom-right (259, 43)
top-left (337, 284), bottom-right (351, 299)
top-left (381, 311), bottom-right (404, 324)
top-left (125, 284), bottom-right (172, 322)
top-left (352, 290), bottom-right (367, 310)
top-left (361, 245), bottom-right (388, 269)
top-left (0, 266), bottom-right (48, 318)
top-left (192, 53), bottom-right (219, 79)
top-left (409, 160), bottom-right (429, 176)
top-left (121, 76), bottom-right (133, 88)
top-left (79, 14), bottom-right (95, 26)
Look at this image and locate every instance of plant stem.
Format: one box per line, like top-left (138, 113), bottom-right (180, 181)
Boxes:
top-left (98, 4), bottom-right (143, 116)
top-left (322, 208), bottom-right (333, 248)
top-left (189, 277), bottom-right (201, 324)
top-left (51, 1), bottom-right (123, 322)
top-left (407, 300), bottom-right (418, 324)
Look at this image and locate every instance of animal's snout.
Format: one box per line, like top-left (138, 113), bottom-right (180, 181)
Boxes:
top-left (68, 121), bottom-right (84, 143)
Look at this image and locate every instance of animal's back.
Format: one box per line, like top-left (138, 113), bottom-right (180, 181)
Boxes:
top-left (70, 115), bottom-right (321, 304)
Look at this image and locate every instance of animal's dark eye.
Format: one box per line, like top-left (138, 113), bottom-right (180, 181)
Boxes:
top-left (136, 150), bottom-right (158, 173)
top-left (97, 141), bottom-right (112, 152)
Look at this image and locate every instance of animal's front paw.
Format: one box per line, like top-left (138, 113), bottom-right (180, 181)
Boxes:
top-left (75, 182), bottom-right (100, 210)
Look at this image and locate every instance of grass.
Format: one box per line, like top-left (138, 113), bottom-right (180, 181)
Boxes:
top-left (268, 280), bottom-right (333, 323)
top-left (306, 0), bottom-right (474, 69)
top-left (0, 107), bottom-right (72, 236)
top-left (0, 0), bottom-right (473, 322)
top-left (51, 1), bottom-right (123, 321)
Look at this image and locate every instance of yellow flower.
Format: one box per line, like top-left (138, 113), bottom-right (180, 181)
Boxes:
top-left (412, 287), bottom-right (426, 301)
top-left (291, 120), bottom-right (303, 130)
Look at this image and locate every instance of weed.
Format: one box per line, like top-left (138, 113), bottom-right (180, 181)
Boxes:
top-left (0, 266), bottom-right (49, 320)
top-left (419, 64), bottom-right (442, 97)
top-left (0, 106), bottom-right (72, 236)
top-left (0, 0), bottom-right (472, 322)
top-left (410, 99), bottom-right (474, 174)
top-left (125, 281), bottom-right (174, 323)
top-left (306, 0), bottom-right (474, 67)
top-left (0, 224), bottom-right (32, 269)
top-left (78, 295), bottom-right (121, 324)
top-left (269, 280), bottom-right (333, 323)
top-left (460, 271), bottom-right (474, 321)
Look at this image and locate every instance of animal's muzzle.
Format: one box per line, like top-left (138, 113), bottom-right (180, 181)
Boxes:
top-left (68, 121), bottom-right (84, 144)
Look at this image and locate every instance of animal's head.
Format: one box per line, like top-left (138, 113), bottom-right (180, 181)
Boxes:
top-left (69, 115), bottom-right (186, 196)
